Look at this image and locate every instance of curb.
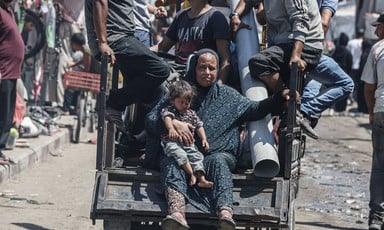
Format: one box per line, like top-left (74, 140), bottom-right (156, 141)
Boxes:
top-left (0, 128), bottom-right (71, 185)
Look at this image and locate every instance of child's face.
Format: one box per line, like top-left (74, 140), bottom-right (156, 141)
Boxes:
top-left (171, 97), bottom-right (191, 113)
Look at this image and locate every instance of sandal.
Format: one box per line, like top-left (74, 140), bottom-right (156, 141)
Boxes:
top-left (0, 152), bottom-right (15, 165)
top-left (218, 217), bottom-right (236, 230)
top-left (161, 213), bottom-right (190, 230)
top-left (218, 208), bottom-right (236, 230)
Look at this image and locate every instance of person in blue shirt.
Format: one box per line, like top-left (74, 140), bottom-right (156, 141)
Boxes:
top-left (231, 0), bottom-right (354, 139)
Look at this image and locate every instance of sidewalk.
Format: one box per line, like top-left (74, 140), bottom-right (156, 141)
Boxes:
top-left (0, 116), bottom-right (78, 185)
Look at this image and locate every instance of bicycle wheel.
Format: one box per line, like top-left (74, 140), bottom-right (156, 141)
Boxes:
top-left (88, 97), bottom-right (97, 133)
top-left (23, 9), bottom-right (46, 59)
top-left (74, 95), bottom-right (86, 143)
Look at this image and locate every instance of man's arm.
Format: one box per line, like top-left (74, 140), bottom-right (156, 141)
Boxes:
top-left (147, 4), bottom-right (167, 18)
top-left (319, 0), bottom-right (338, 37)
top-left (216, 39), bottom-right (231, 84)
top-left (93, 0), bottom-right (115, 63)
top-left (83, 52), bottom-right (92, 72)
top-left (364, 83), bottom-right (376, 125)
top-left (320, 8), bottom-right (333, 37)
top-left (285, 0), bottom-right (310, 71)
top-left (230, 0), bottom-right (253, 37)
top-left (156, 36), bottom-right (176, 52)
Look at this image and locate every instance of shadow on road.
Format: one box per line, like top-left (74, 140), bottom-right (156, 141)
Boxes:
top-left (358, 123), bottom-right (371, 130)
top-left (12, 223), bottom-right (50, 230)
top-left (296, 221), bottom-right (364, 230)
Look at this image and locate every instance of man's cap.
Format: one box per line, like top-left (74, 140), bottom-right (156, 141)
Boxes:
top-left (372, 13), bottom-right (384, 26)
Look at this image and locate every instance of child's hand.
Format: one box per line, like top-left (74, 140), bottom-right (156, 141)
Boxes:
top-left (168, 128), bottom-right (179, 140)
top-left (202, 139), bottom-right (209, 151)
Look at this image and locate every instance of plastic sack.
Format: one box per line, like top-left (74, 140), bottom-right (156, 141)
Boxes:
top-left (13, 93), bottom-right (26, 125)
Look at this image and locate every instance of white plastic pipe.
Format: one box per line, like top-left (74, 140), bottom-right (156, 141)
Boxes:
top-left (230, 0), bottom-right (279, 178)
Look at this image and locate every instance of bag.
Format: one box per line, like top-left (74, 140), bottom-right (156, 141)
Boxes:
top-left (19, 116), bottom-right (41, 138)
top-left (13, 93), bottom-right (26, 125)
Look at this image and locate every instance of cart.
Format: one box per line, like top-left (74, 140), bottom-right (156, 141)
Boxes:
top-left (90, 54), bottom-right (306, 230)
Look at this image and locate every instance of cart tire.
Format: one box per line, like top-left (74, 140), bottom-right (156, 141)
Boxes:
top-left (74, 98), bottom-right (85, 143)
top-left (103, 220), bottom-right (131, 230)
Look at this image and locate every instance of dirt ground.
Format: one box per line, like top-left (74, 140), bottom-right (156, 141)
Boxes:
top-left (0, 114), bottom-right (372, 230)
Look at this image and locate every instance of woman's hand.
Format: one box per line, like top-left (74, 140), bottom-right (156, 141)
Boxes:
top-left (172, 119), bottom-right (195, 146)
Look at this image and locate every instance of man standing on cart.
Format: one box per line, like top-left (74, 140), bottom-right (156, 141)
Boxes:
top-left (90, 0), bottom-right (171, 130)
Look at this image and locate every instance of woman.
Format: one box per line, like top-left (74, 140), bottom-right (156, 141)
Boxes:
top-left (157, 0), bottom-right (231, 84)
top-left (145, 49), bottom-right (293, 229)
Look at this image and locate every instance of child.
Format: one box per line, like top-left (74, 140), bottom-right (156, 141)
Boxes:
top-left (66, 33), bottom-right (92, 72)
top-left (161, 80), bottom-right (213, 188)
top-left (63, 33), bottom-right (99, 115)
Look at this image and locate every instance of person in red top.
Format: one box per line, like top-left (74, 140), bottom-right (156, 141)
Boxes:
top-left (0, 0), bottom-right (25, 164)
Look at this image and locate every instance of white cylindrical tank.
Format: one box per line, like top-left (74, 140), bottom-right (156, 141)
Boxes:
top-left (230, 0), bottom-right (279, 178)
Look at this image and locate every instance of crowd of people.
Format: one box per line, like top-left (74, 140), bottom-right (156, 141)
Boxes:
top-left (1, 0), bottom-right (384, 229)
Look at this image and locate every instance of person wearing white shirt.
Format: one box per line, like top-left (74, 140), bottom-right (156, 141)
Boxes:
top-left (361, 13), bottom-right (384, 230)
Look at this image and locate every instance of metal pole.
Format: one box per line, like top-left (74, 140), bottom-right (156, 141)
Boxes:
top-left (96, 54), bottom-right (108, 170)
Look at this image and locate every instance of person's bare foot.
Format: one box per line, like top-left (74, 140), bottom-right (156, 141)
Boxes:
top-left (189, 174), bottom-right (197, 186)
top-left (197, 179), bottom-right (213, 188)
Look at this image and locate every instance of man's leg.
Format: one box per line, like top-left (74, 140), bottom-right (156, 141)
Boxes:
top-left (301, 55), bottom-right (354, 118)
top-left (0, 79), bottom-right (17, 158)
top-left (369, 112), bottom-right (384, 230)
top-left (248, 46), bottom-right (288, 93)
top-left (107, 36), bottom-right (170, 111)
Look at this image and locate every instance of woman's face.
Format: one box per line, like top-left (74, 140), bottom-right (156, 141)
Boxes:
top-left (195, 53), bottom-right (218, 87)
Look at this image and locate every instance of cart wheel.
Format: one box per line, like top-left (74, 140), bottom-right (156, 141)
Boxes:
top-left (103, 220), bottom-right (131, 230)
top-left (74, 97), bottom-right (85, 143)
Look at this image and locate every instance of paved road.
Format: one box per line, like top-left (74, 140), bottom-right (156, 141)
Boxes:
top-left (0, 133), bottom-right (103, 230)
top-left (0, 115), bottom-right (371, 230)
top-left (296, 114), bottom-right (371, 230)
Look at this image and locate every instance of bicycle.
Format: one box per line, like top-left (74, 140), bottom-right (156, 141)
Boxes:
top-left (63, 70), bottom-right (99, 143)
